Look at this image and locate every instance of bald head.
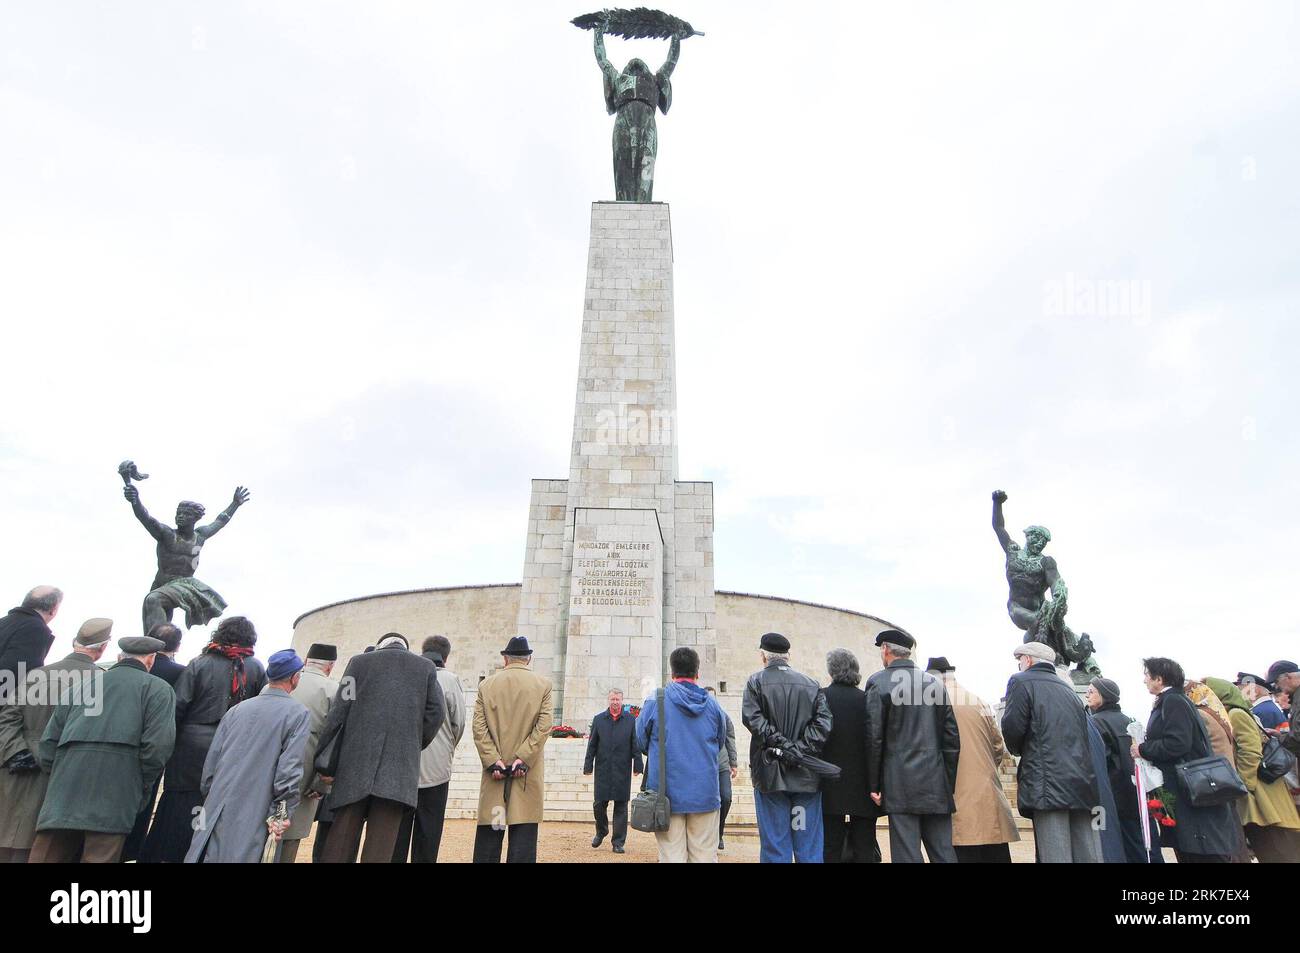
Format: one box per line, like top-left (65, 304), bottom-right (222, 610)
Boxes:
top-left (22, 586), bottom-right (63, 622)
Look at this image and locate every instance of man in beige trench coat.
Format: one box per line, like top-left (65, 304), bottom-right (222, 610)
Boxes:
top-left (928, 657), bottom-right (1020, 862)
top-left (277, 643), bottom-right (339, 863)
top-left (472, 636), bottom-right (553, 863)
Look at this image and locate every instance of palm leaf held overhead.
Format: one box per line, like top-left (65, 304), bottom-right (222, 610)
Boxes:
top-left (572, 8), bottom-right (702, 39)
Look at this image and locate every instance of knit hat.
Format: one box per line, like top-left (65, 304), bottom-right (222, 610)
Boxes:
top-left (1090, 676), bottom-right (1120, 705)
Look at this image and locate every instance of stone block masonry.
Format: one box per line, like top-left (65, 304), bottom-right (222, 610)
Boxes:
top-left (513, 202), bottom-right (716, 730)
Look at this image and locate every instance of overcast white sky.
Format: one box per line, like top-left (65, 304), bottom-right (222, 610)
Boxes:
top-left (2, 1), bottom-right (1297, 715)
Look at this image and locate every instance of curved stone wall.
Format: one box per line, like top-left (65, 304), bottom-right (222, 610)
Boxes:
top-left (292, 584), bottom-right (912, 823)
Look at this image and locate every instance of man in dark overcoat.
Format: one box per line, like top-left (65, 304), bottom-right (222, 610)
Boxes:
top-left (315, 633), bottom-right (443, 863)
top-left (865, 630), bottom-right (960, 863)
top-left (584, 689), bottom-right (643, 853)
top-left (0, 586), bottom-right (62, 690)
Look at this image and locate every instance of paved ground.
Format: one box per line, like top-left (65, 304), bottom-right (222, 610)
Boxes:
top-left (300, 818), bottom-right (1065, 862)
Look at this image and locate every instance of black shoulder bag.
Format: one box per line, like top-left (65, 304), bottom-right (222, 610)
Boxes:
top-left (1175, 695), bottom-right (1248, 807)
top-left (1257, 721), bottom-right (1297, 784)
top-left (630, 688), bottom-right (671, 832)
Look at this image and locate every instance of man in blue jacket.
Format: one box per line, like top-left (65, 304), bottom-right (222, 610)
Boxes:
top-left (636, 647), bottom-right (727, 863)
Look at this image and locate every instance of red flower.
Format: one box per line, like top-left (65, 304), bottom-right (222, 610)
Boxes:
top-left (1147, 798), bottom-right (1163, 809)
top-left (1159, 816), bottom-right (1176, 827)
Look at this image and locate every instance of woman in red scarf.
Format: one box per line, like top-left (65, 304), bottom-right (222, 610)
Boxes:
top-left (140, 616), bottom-right (266, 863)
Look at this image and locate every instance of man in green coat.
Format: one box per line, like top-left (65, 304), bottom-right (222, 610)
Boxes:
top-left (31, 634), bottom-right (177, 863)
top-left (0, 618), bottom-right (112, 862)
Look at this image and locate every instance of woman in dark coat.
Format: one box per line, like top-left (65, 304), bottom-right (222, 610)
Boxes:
top-left (1085, 717), bottom-right (1125, 862)
top-left (1134, 657), bottom-right (1244, 863)
top-left (820, 649), bottom-right (879, 863)
top-left (1087, 678), bottom-right (1164, 863)
top-left (141, 616), bottom-right (265, 862)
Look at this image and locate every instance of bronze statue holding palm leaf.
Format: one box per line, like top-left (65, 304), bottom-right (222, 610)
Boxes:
top-left (574, 9), bottom-right (702, 202)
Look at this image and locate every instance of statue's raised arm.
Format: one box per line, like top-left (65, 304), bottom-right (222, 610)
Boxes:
top-left (658, 31), bottom-right (682, 83)
top-left (197, 486), bottom-right (251, 540)
top-left (123, 482), bottom-right (167, 542)
top-left (991, 489), bottom-right (1014, 554)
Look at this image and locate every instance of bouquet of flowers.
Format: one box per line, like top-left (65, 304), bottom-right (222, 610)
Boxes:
top-left (551, 724), bottom-right (584, 739)
top-left (1147, 788), bottom-right (1177, 828)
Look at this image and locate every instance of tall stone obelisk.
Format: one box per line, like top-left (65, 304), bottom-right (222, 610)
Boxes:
top-left (513, 201), bottom-right (715, 729)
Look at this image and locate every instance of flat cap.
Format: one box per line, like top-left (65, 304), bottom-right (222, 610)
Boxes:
top-left (1014, 641), bottom-right (1056, 663)
top-left (875, 629), bottom-right (915, 650)
top-left (759, 632), bottom-right (791, 653)
top-left (75, 618), bottom-right (113, 646)
top-left (306, 643), bottom-right (338, 661)
top-left (118, 635), bottom-right (165, 655)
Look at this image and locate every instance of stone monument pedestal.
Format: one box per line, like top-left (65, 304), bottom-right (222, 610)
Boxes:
top-left (512, 202), bottom-right (716, 730)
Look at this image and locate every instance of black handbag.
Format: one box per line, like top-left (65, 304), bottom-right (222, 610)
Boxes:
top-left (1258, 724), bottom-right (1297, 784)
top-left (1174, 700), bottom-right (1247, 806)
top-left (1177, 755), bottom-right (1248, 806)
top-left (630, 688), bottom-right (671, 833)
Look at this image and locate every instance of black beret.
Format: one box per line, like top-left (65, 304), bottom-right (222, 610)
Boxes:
top-left (306, 643), bottom-right (338, 661)
top-left (875, 629), bottom-right (916, 650)
top-left (759, 632), bottom-right (791, 653)
top-left (925, 656), bottom-right (954, 673)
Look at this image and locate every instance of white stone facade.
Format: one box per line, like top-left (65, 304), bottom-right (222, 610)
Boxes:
top-left (511, 202), bottom-right (716, 729)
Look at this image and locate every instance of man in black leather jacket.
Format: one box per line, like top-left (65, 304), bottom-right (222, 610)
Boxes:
top-left (742, 632), bottom-right (833, 863)
top-left (864, 629), bottom-right (960, 863)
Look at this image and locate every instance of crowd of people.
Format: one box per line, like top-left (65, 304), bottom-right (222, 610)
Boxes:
top-left (1, 584), bottom-right (1296, 864)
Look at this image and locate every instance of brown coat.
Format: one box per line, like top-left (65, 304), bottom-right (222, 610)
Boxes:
top-left (472, 660), bottom-right (553, 826)
top-left (1196, 707), bottom-right (1237, 769)
top-left (950, 683), bottom-right (1020, 847)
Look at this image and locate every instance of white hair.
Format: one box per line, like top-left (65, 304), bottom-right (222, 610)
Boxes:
top-left (882, 642), bottom-right (912, 658)
top-left (760, 650), bottom-right (790, 664)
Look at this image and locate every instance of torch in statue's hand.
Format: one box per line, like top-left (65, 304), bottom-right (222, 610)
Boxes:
top-left (118, 460), bottom-right (149, 485)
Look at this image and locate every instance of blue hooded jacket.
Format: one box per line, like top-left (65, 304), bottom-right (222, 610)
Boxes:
top-left (636, 680), bottom-right (727, 815)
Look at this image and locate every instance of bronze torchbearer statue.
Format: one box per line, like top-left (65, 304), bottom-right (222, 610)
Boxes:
top-left (573, 8), bottom-right (701, 202)
top-left (118, 460), bottom-right (250, 635)
top-left (991, 490), bottom-right (1101, 681)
